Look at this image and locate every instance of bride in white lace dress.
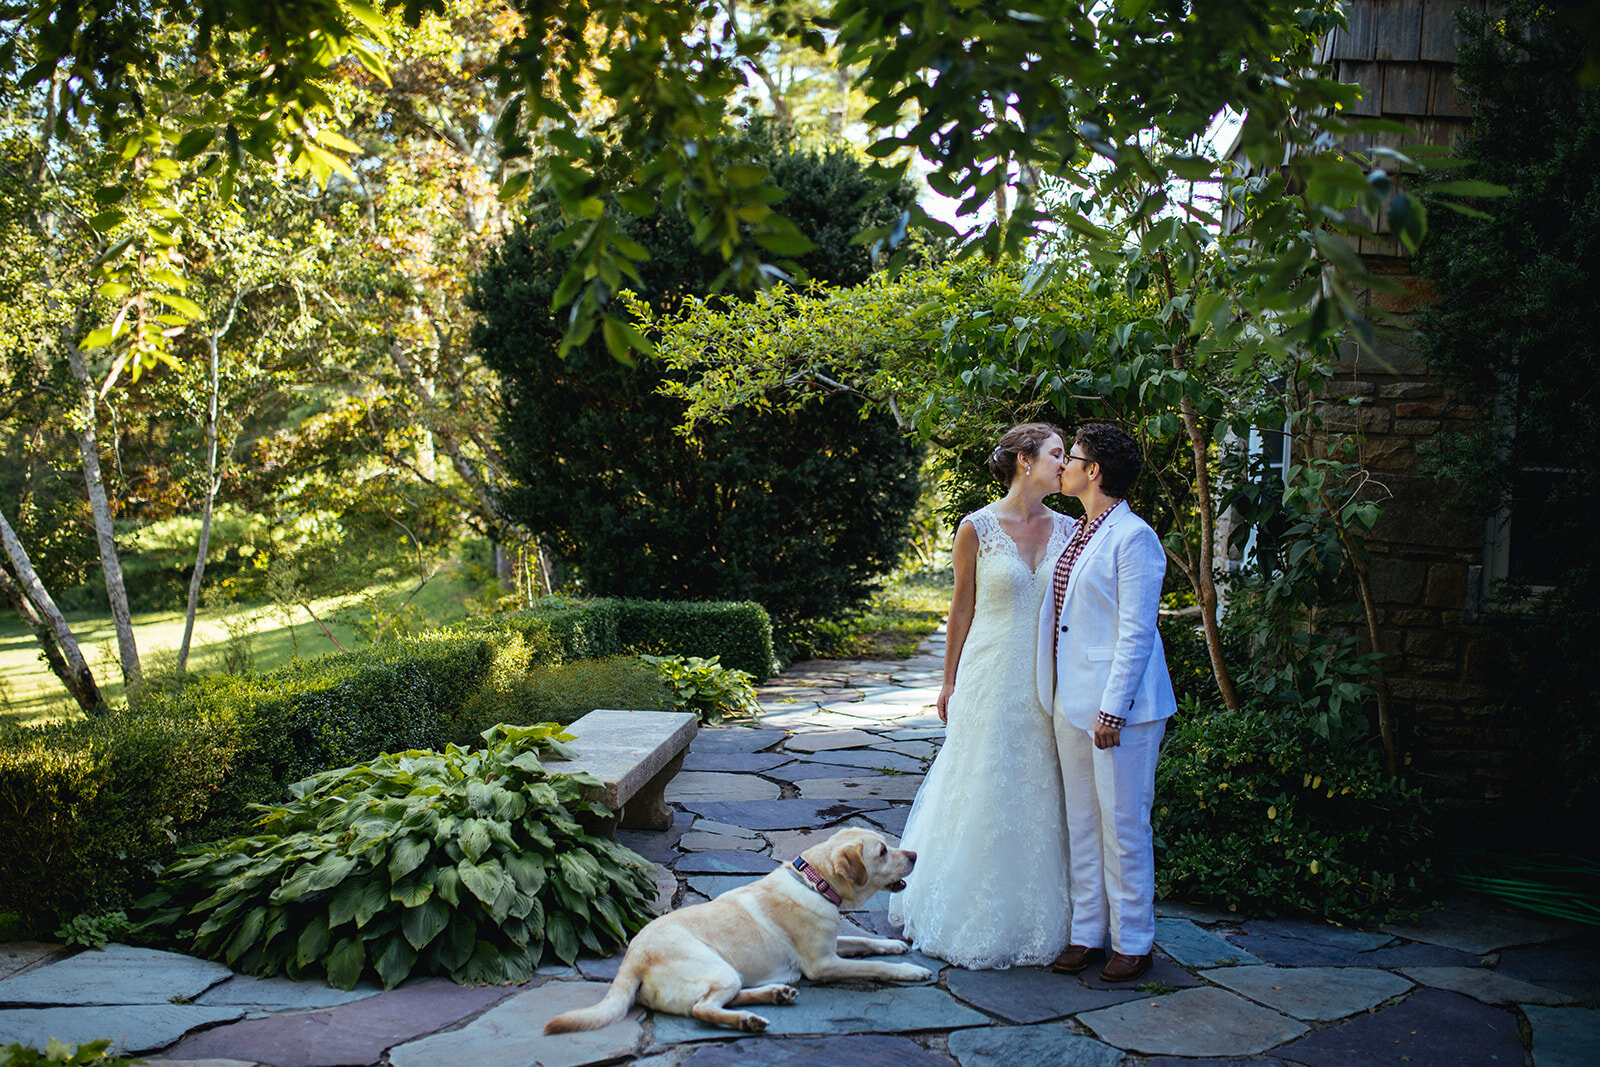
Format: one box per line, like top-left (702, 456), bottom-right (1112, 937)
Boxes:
top-left (890, 423), bottom-right (1074, 968)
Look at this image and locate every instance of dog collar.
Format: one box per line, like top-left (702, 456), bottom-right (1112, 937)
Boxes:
top-left (790, 856), bottom-right (843, 906)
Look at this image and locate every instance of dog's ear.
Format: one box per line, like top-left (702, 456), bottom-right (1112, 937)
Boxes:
top-left (836, 842), bottom-right (867, 887)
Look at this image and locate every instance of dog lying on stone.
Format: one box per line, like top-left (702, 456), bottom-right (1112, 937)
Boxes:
top-left (543, 826), bottom-right (928, 1033)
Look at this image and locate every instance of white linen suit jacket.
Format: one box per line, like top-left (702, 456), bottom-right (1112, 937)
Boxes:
top-left (1034, 502), bottom-right (1178, 731)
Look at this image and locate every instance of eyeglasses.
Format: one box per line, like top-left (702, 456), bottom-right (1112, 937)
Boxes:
top-left (1064, 454), bottom-right (1094, 466)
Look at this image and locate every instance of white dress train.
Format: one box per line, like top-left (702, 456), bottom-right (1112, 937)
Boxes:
top-left (890, 504), bottom-right (1073, 968)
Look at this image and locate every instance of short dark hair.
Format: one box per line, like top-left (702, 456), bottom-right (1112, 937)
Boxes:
top-left (988, 422), bottom-right (1064, 486)
top-left (1074, 423), bottom-right (1142, 498)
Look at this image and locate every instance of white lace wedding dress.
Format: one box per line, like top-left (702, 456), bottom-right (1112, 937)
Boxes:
top-left (889, 504), bottom-right (1073, 968)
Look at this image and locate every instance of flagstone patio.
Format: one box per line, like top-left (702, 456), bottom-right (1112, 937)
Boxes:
top-left (1, 632), bottom-right (1595, 1065)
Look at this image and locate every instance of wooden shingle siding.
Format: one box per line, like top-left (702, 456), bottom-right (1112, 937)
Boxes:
top-left (1382, 62), bottom-right (1434, 114)
top-left (1374, 0), bottom-right (1426, 61)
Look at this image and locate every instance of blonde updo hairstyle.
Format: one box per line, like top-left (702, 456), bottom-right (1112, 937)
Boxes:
top-left (987, 422), bottom-right (1065, 486)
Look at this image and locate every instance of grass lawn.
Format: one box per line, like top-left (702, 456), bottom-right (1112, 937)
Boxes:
top-left (812, 569), bottom-right (953, 660)
top-left (0, 565), bottom-right (491, 724)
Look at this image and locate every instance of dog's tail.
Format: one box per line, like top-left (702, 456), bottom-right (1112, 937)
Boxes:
top-left (543, 958), bottom-right (642, 1034)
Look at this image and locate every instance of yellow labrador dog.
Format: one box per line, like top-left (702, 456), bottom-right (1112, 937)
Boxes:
top-left (544, 826), bottom-right (928, 1033)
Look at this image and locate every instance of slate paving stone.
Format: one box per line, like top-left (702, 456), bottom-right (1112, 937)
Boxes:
top-left (783, 730), bottom-right (882, 753)
top-left (861, 806), bottom-right (911, 836)
top-left (1352, 942), bottom-right (1484, 969)
top-left (1143, 1059), bottom-right (1289, 1067)
top-left (678, 799), bottom-right (890, 830)
top-left (685, 874), bottom-right (765, 898)
top-left (689, 728), bottom-right (788, 755)
top-left (682, 752), bottom-right (793, 773)
top-left (162, 978), bottom-right (517, 1067)
top-left (193, 975), bottom-right (382, 1011)
top-left (0, 944), bottom-right (233, 1006)
top-left (765, 761), bottom-right (886, 781)
top-left (1494, 938), bottom-right (1600, 999)
top-left (1225, 930), bottom-right (1361, 967)
top-left (0, 944), bottom-right (63, 983)
top-left (1380, 895), bottom-right (1586, 955)
top-left (672, 850), bottom-right (780, 875)
top-left (1240, 918), bottom-right (1391, 951)
top-left (677, 1033), bottom-right (953, 1067)
top-left (764, 821), bottom-right (883, 861)
top-left (1078, 986), bottom-right (1308, 1057)
top-left (880, 728), bottom-right (947, 741)
top-left (143, 1058), bottom-right (259, 1067)
top-left (794, 749), bottom-right (926, 773)
top-left (877, 711), bottom-right (946, 728)
top-left (1523, 1004), bottom-right (1600, 1067)
top-left (388, 982), bottom-right (643, 1067)
top-left (1077, 950), bottom-right (1200, 991)
top-left (615, 813), bottom-right (690, 866)
top-left (947, 1023), bottom-right (1125, 1067)
top-left (1154, 917), bottom-right (1263, 968)
top-left (0, 1004), bottom-right (248, 1054)
top-left (1274, 987), bottom-right (1522, 1066)
top-left (944, 966), bottom-right (1146, 1024)
top-left (780, 714), bottom-right (882, 733)
top-left (876, 740), bottom-right (939, 760)
top-left (652, 984), bottom-right (989, 1042)
top-left (1153, 901), bottom-right (1235, 923)
top-left (576, 955), bottom-right (624, 982)
top-left (1401, 965), bottom-right (1574, 1005)
top-left (666, 771), bottom-right (783, 802)
top-left (1200, 965), bottom-right (1411, 1021)
top-left (795, 776), bottom-right (924, 802)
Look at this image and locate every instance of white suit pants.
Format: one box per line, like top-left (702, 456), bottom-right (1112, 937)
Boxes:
top-left (1053, 717), bottom-right (1166, 955)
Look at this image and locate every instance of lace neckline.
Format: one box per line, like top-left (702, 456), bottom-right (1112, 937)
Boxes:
top-left (982, 504), bottom-right (1066, 574)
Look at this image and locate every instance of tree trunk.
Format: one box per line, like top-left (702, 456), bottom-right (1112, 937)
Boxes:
top-left (0, 505), bottom-right (105, 714)
top-left (178, 294), bottom-right (243, 673)
top-left (1172, 354), bottom-right (1242, 711)
top-left (64, 337), bottom-right (141, 690)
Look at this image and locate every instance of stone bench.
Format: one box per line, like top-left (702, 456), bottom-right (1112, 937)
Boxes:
top-left (554, 708), bottom-right (698, 832)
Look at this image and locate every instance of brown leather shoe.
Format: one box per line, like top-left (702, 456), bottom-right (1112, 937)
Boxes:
top-left (1050, 944), bottom-right (1104, 974)
top-left (1098, 952), bottom-right (1152, 982)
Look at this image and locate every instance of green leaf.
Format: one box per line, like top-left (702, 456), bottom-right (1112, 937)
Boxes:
top-left (458, 858), bottom-right (506, 907)
top-left (224, 906), bottom-right (266, 965)
top-left (389, 874), bottom-right (434, 909)
top-left (174, 127), bottom-right (215, 159)
top-left (387, 835), bottom-right (429, 882)
top-left (327, 878), bottom-right (365, 927)
top-left (1425, 179), bottom-right (1509, 198)
top-left (504, 852), bottom-right (547, 895)
top-left (401, 896), bottom-right (451, 951)
top-left (373, 933), bottom-right (417, 990)
top-left (459, 818), bottom-right (491, 863)
top-left (307, 853), bottom-right (359, 892)
top-left (546, 912), bottom-right (580, 965)
top-left (326, 937), bottom-right (365, 990)
top-left (297, 914), bottom-right (330, 968)
top-left (434, 864), bottom-right (461, 906)
top-left (354, 878), bottom-right (390, 927)
top-left (151, 291), bottom-right (204, 320)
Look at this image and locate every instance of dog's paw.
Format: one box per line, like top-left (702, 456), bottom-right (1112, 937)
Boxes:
top-left (738, 1012), bottom-right (771, 1033)
top-left (881, 939), bottom-right (911, 955)
top-left (773, 985), bottom-right (799, 1005)
top-left (892, 964), bottom-right (933, 981)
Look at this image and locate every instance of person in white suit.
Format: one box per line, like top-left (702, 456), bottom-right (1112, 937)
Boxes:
top-left (1034, 423), bottom-right (1177, 982)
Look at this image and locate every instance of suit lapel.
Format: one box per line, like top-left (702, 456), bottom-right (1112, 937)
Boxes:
top-left (1063, 500), bottom-right (1127, 607)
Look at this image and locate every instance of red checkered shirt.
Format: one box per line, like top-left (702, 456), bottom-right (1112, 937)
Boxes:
top-left (1050, 502), bottom-right (1127, 730)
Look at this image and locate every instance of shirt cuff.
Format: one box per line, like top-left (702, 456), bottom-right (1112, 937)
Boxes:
top-left (1097, 710), bottom-right (1127, 729)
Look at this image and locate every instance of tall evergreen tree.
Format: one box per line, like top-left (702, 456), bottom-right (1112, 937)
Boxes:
top-left (471, 132), bottom-right (924, 627)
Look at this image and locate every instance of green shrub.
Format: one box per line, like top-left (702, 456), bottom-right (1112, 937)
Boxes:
top-left (466, 597), bottom-right (777, 679)
top-left (56, 909), bottom-right (130, 950)
top-left (0, 631), bottom-right (529, 928)
top-left (1154, 701), bottom-right (1433, 923)
top-left (451, 656), bottom-right (674, 742)
top-left (1158, 616), bottom-right (1246, 708)
top-left (135, 724), bottom-right (656, 988)
top-left (0, 1039), bottom-right (138, 1066)
top-left (641, 655), bottom-right (760, 725)
top-left (609, 599), bottom-right (777, 679)
top-left (0, 704), bottom-right (238, 930)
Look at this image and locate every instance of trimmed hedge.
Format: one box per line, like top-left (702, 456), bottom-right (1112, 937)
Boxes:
top-left (0, 597), bottom-right (773, 928)
top-left (0, 631), bottom-right (528, 928)
top-left (474, 597), bottom-right (777, 679)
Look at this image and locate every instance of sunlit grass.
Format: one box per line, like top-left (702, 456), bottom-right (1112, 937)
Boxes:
top-left (0, 564), bottom-right (491, 724)
top-left (808, 568), bottom-right (953, 660)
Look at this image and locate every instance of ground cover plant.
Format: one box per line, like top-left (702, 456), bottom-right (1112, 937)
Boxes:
top-left (135, 723), bottom-right (657, 987)
top-left (641, 654), bottom-right (761, 725)
top-left (1154, 701), bottom-right (1432, 923)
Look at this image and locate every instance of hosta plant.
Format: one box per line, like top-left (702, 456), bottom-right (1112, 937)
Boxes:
top-left (135, 724), bottom-right (657, 989)
top-left (640, 654), bottom-right (761, 725)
